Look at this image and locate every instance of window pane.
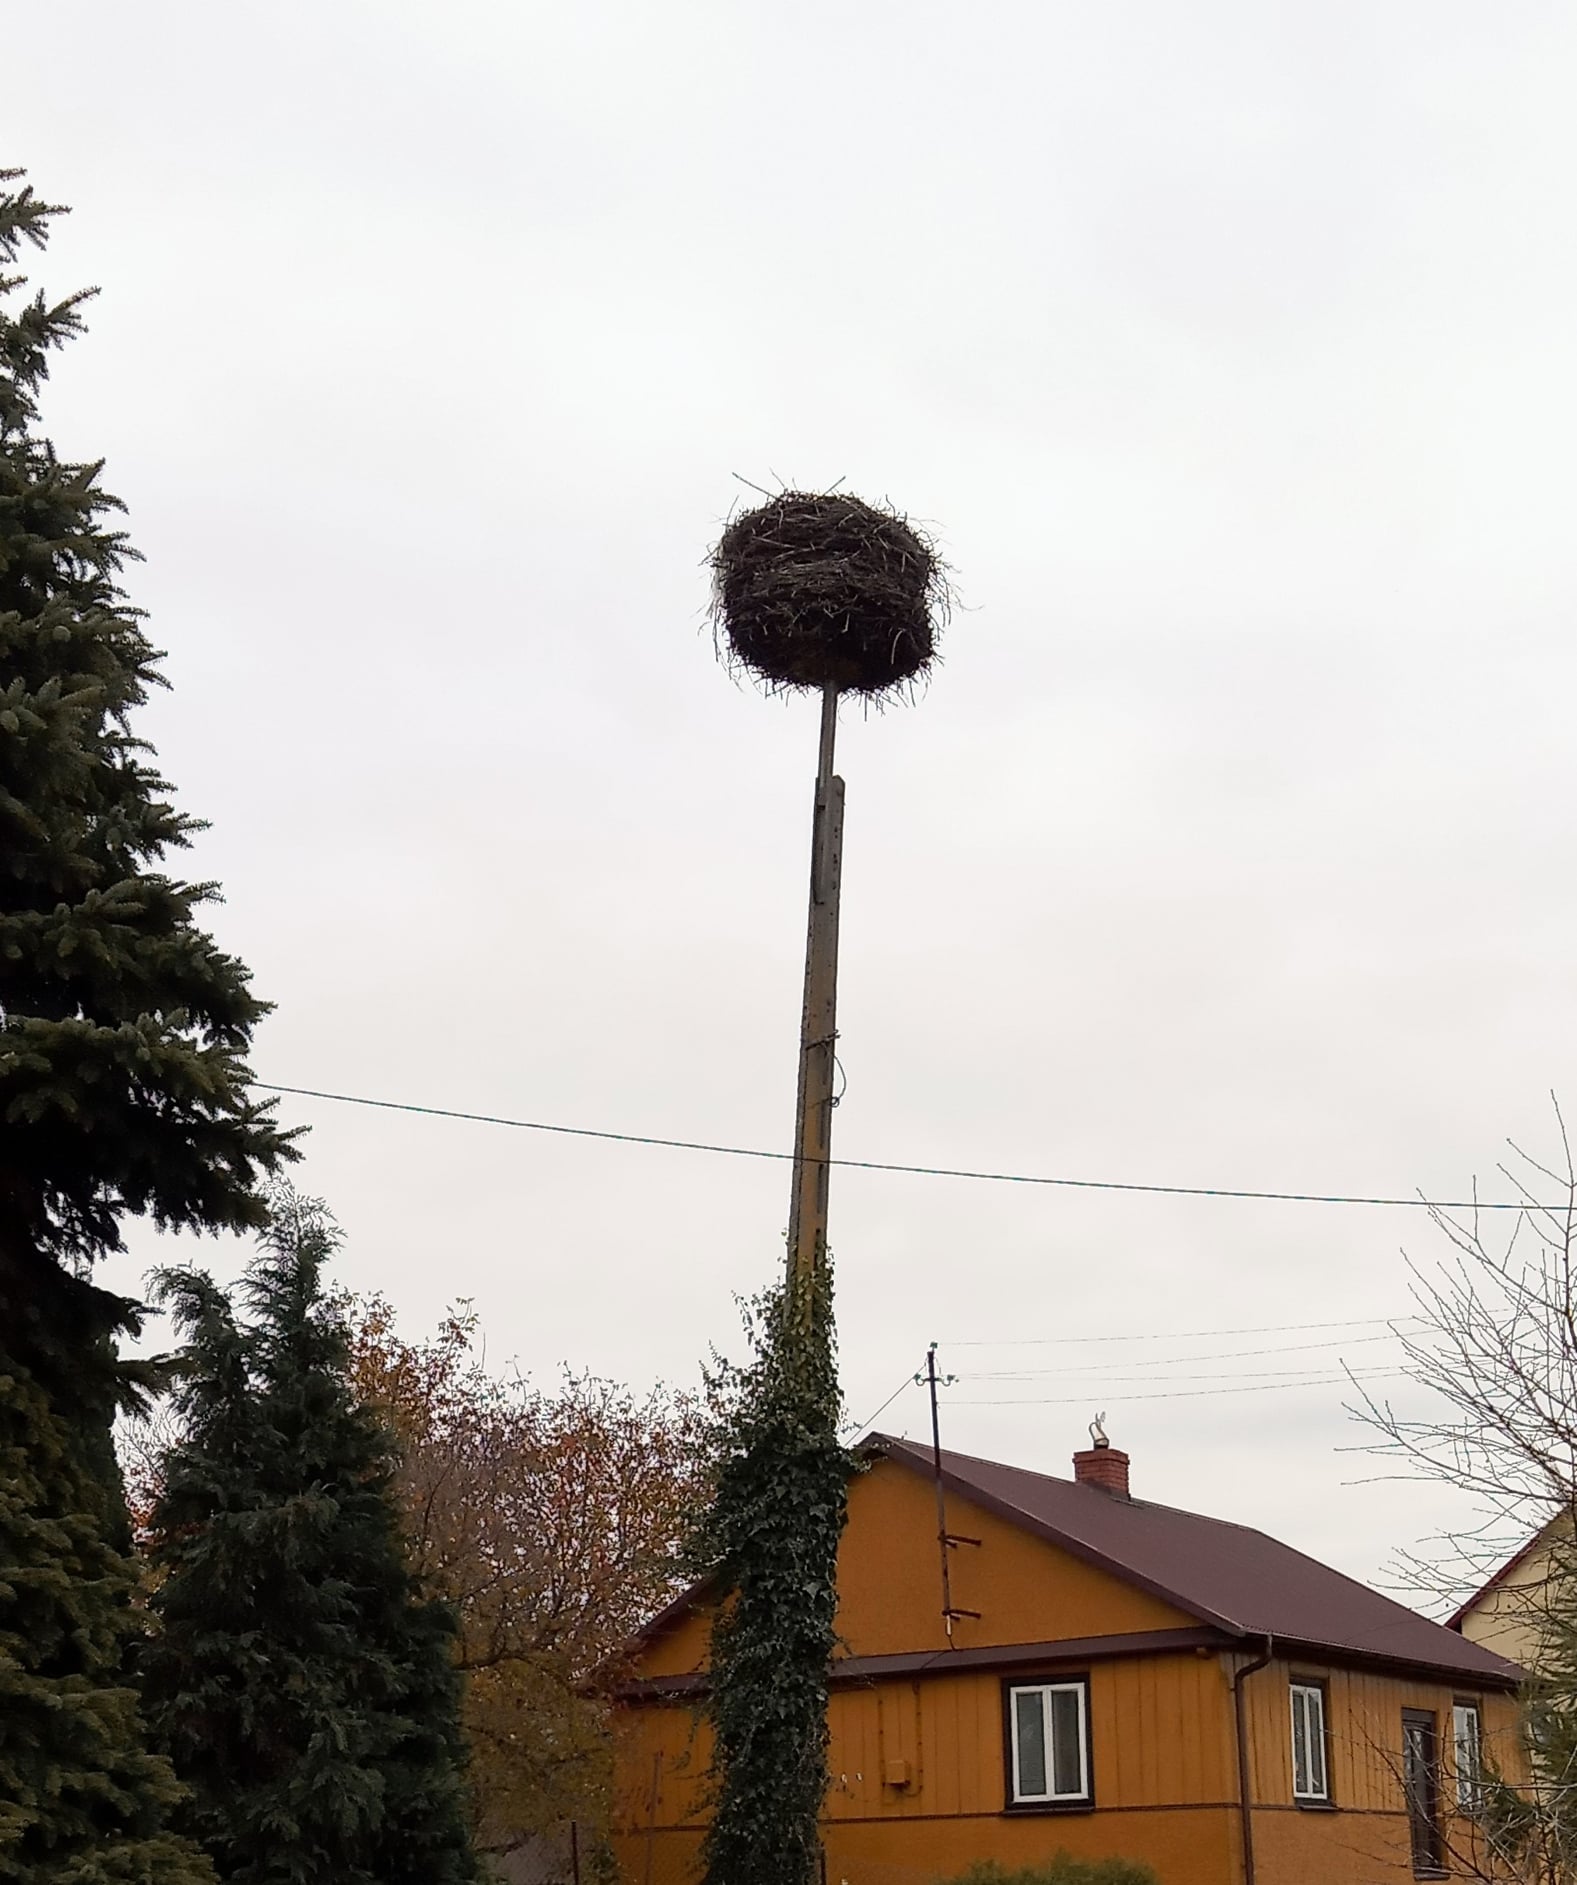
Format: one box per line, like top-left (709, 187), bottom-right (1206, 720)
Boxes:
top-left (1405, 1719), bottom-right (1427, 1792)
top-left (1307, 1689), bottom-right (1327, 1799)
top-left (1454, 1704), bottom-right (1482, 1811)
top-left (1291, 1685), bottom-right (1328, 1800)
top-left (1048, 1688), bottom-right (1084, 1798)
top-left (1291, 1690), bottom-right (1310, 1796)
top-left (1014, 1690), bottom-right (1047, 1798)
top-left (1404, 1713), bottom-right (1442, 1868)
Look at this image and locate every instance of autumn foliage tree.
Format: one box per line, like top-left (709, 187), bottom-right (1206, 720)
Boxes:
top-left (339, 1296), bottom-right (707, 1860)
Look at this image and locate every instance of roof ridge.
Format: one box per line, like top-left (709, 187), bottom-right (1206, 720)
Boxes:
top-left (874, 1429), bottom-right (1281, 1539)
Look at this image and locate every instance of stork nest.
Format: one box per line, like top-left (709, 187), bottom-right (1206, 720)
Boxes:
top-left (710, 491), bottom-right (946, 700)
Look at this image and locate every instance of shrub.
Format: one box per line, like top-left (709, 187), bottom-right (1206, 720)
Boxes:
top-left (942, 1857), bottom-right (1159, 1885)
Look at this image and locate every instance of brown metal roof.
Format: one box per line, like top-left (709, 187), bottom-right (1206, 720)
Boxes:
top-left (870, 1433), bottom-right (1521, 1689)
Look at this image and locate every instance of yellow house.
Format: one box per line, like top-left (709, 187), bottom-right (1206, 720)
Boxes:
top-left (611, 1432), bottom-right (1522, 1885)
top-left (1449, 1518), bottom-right (1566, 1673)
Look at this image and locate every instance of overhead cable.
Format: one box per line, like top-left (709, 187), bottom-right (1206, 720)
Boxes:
top-left (948, 1316), bottom-right (1418, 1345)
top-left (842, 1375), bottom-right (916, 1435)
top-left (961, 1363), bottom-right (1398, 1387)
top-left (964, 1331), bottom-right (1408, 1378)
top-left (256, 1083), bottom-right (1543, 1212)
top-left (950, 1368), bottom-right (1407, 1405)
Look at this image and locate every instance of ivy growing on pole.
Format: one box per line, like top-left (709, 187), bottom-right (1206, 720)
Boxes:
top-left (694, 1252), bottom-right (852, 1885)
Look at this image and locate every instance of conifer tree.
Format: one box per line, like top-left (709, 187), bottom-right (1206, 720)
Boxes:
top-left (0, 1282), bottom-right (218, 1882)
top-left (0, 171), bottom-right (289, 1881)
top-left (142, 1190), bottom-right (480, 1885)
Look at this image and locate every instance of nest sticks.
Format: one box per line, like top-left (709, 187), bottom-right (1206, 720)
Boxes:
top-left (711, 491), bottom-right (945, 700)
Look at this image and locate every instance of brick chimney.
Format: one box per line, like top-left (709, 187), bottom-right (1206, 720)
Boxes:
top-left (1072, 1431), bottom-right (1130, 1498)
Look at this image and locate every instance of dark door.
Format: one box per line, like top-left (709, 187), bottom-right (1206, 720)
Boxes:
top-left (1402, 1709), bottom-right (1443, 1874)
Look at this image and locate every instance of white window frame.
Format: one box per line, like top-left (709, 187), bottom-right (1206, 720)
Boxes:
top-left (1454, 1701), bottom-right (1484, 1814)
top-left (1290, 1680), bottom-right (1330, 1803)
top-left (1007, 1679), bottom-right (1092, 1806)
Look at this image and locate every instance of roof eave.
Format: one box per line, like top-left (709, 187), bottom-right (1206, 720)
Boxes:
top-left (1271, 1632), bottom-right (1522, 1693)
top-left (616, 1623), bottom-right (1237, 1701)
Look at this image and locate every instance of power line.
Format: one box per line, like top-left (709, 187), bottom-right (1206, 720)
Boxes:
top-left (255, 1083), bottom-right (1543, 1212)
top-left (951, 1368), bottom-right (1408, 1406)
top-left (964, 1362), bottom-right (1400, 1387)
top-left (965, 1332), bottom-right (1407, 1378)
top-left (843, 1375), bottom-right (917, 1435)
top-left (948, 1316), bottom-right (1418, 1346)
top-left (849, 1337), bottom-right (1411, 1417)
top-left (853, 1353), bottom-right (1417, 1422)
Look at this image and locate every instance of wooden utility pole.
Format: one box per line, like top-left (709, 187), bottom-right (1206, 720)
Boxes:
top-left (786, 682), bottom-right (845, 1295)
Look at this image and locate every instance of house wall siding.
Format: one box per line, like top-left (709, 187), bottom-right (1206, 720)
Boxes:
top-left (634, 1462), bottom-right (1192, 1682)
top-left (610, 1652), bottom-right (1241, 1882)
top-left (611, 1457), bottom-right (1524, 1885)
top-left (613, 1650), bottom-right (1520, 1884)
top-left (832, 1458), bottom-right (1192, 1655)
top-left (1241, 1655), bottom-right (1520, 1811)
top-left (1239, 1655), bottom-right (1522, 1883)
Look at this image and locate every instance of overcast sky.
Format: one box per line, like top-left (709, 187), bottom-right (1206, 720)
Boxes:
top-left (13, 1), bottom-right (1577, 1599)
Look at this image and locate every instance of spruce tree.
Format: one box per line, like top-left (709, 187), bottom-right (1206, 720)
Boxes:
top-left (142, 1191), bottom-right (480, 1885)
top-left (0, 171), bottom-right (290, 1880)
top-left (0, 1277), bottom-right (216, 1883)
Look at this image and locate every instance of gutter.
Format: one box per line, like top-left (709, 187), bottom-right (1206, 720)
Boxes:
top-left (1230, 1634), bottom-right (1274, 1885)
top-left (615, 1625), bottom-right (1232, 1701)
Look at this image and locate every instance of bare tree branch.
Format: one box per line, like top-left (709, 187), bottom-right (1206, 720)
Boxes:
top-left (1351, 1099), bottom-right (1577, 1881)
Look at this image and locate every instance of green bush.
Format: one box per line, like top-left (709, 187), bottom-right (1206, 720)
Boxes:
top-left (942, 1857), bottom-right (1159, 1885)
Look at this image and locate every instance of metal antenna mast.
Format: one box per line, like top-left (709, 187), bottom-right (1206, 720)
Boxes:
top-left (920, 1341), bottom-right (978, 1643)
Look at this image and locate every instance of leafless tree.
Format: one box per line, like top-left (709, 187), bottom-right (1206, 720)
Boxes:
top-left (1354, 1099), bottom-right (1577, 1882)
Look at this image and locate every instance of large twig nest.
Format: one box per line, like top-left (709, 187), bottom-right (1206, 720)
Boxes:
top-left (710, 491), bottom-right (946, 700)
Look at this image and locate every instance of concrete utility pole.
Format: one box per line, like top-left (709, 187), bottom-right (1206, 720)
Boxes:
top-left (785, 682), bottom-right (845, 1294)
